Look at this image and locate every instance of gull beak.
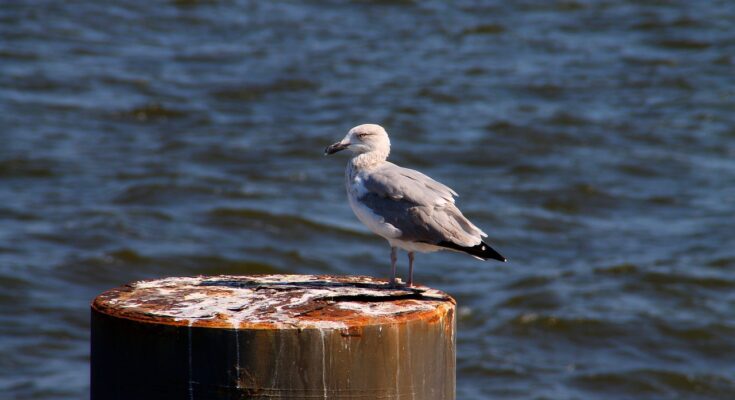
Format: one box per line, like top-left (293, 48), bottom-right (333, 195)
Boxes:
top-left (324, 140), bottom-right (349, 155)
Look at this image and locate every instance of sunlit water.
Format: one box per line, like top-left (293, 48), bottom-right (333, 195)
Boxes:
top-left (1, 1), bottom-right (734, 398)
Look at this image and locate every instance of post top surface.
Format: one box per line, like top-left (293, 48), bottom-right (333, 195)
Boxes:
top-left (92, 274), bottom-right (455, 330)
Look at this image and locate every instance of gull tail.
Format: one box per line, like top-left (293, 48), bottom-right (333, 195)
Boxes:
top-left (438, 240), bottom-right (507, 262)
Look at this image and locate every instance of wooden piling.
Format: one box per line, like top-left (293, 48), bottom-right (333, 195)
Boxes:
top-left (90, 274), bottom-right (456, 399)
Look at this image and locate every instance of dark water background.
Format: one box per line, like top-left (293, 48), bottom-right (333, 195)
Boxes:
top-left (2, 0), bottom-right (735, 398)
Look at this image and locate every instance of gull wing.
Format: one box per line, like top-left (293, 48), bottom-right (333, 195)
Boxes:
top-left (358, 162), bottom-right (487, 247)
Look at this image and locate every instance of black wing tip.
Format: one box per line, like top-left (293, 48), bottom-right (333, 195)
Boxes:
top-left (438, 240), bottom-right (507, 262)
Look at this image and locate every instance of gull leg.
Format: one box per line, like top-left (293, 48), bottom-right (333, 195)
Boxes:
top-left (390, 246), bottom-right (398, 286)
top-left (407, 252), bottom-right (415, 287)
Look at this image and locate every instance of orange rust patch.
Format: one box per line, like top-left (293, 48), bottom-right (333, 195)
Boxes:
top-left (340, 325), bottom-right (364, 337)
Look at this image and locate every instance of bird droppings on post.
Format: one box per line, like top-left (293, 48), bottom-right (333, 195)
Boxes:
top-left (94, 274), bottom-right (453, 330)
top-left (91, 274), bottom-right (456, 399)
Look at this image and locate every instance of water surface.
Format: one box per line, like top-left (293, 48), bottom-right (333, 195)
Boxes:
top-left (1, 0), bottom-right (734, 398)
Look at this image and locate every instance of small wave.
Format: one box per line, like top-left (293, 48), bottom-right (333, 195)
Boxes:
top-left (641, 272), bottom-right (735, 290)
top-left (507, 164), bottom-right (544, 175)
top-left (523, 83), bottom-right (565, 99)
top-left (655, 320), bottom-right (735, 343)
top-left (617, 162), bottom-right (664, 178)
top-left (8, 73), bottom-right (65, 92)
top-left (540, 183), bottom-right (617, 216)
top-left (647, 195), bottom-right (677, 205)
top-left (179, 255), bottom-right (281, 276)
top-left (206, 207), bottom-right (369, 239)
top-left (0, 158), bottom-right (57, 178)
top-left (416, 88), bottom-right (460, 104)
top-left (0, 270), bottom-right (29, 286)
top-left (572, 369), bottom-right (735, 398)
top-left (113, 183), bottom-right (216, 205)
top-left (594, 263), bottom-right (639, 276)
top-left (458, 362), bottom-right (528, 379)
top-left (188, 143), bottom-right (262, 167)
top-left (0, 275), bottom-right (31, 305)
top-left (622, 55), bottom-right (677, 67)
top-left (347, 0), bottom-right (415, 5)
top-left (632, 17), bottom-right (700, 31)
top-left (713, 55), bottom-right (732, 65)
top-left (498, 291), bottom-right (560, 311)
top-left (211, 78), bottom-right (319, 102)
top-left (123, 103), bottom-right (188, 121)
top-left (59, 251), bottom-right (281, 286)
top-left (106, 248), bottom-right (150, 265)
top-left (0, 207), bottom-right (39, 221)
top-left (496, 313), bottom-right (624, 340)
top-left (460, 24), bottom-right (506, 36)
top-left (522, 214), bottom-right (582, 233)
top-left (483, 119), bottom-right (589, 148)
top-left (655, 39), bottom-right (712, 50)
top-left (0, 49), bottom-right (39, 61)
top-left (707, 257), bottom-right (734, 268)
top-left (546, 111), bottom-right (590, 126)
top-left (504, 275), bottom-right (554, 290)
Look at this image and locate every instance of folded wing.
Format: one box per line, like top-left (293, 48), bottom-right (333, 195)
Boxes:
top-left (359, 162), bottom-right (487, 248)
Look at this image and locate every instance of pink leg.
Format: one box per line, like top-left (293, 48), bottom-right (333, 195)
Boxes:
top-left (390, 247), bottom-right (398, 286)
top-left (407, 252), bottom-right (415, 287)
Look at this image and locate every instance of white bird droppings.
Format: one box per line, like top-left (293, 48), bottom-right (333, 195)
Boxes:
top-left (102, 274), bottom-right (453, 330)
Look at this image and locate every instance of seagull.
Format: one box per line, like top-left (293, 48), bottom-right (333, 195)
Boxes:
top-left (325, 124), bottom-right (506, 286)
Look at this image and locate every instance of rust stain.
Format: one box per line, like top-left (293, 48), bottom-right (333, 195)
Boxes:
top-left (340, 325), bottom-right (363, 337)
top-left (91, 274), bottom-right (455, 330)
top-left (237, 368), bottom-right (263, 397)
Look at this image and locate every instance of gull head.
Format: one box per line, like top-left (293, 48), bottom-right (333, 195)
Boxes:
top-left (325, 124), bottom-right (391, 156)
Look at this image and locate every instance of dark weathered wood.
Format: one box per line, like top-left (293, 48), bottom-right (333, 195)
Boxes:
top-left (91, 274), bottom-right (456, 399)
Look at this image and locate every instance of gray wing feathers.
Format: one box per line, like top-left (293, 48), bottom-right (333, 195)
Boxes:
top-left (359, 163), bottom-right (486, 246)
top-left (409, 204), bottom-right (485, 246)
top-left (362, 162), bottom-right (457, 205)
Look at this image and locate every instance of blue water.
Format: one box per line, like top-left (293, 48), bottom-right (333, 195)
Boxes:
top-left (2, 1), bottom-right (735, 398)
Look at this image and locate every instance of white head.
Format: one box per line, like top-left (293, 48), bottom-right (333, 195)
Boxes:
top-left (324, 124), bottom-right (391, 157)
